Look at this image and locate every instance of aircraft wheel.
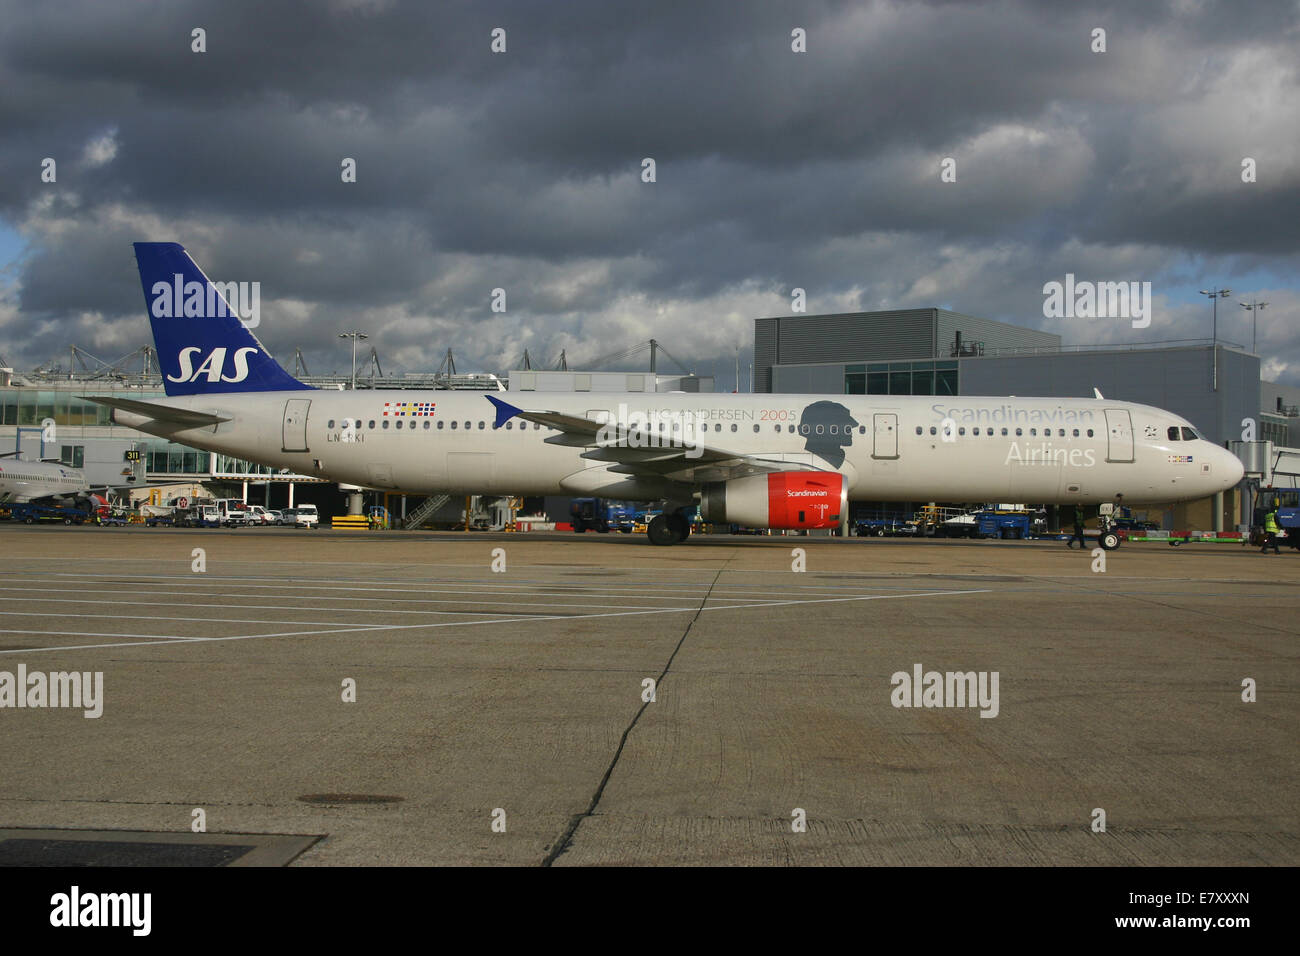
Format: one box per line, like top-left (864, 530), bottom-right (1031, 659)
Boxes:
top-left (647, 514), bottom-right (677, 546)
top-left (25, 517), bottom-right (35, 524)
top-left (1099, 531), bottom-right (1121, 551)
top-left (666, 513), bottom-right (690, 542)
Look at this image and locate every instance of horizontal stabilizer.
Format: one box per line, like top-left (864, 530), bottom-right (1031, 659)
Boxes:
top-left (83, 396), bottom-right (230, 429)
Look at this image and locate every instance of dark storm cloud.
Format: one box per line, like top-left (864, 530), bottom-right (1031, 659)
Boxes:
top-left (1, 0), bottom-right (1297, 384)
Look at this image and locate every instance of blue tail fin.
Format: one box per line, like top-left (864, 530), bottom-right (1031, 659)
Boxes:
top-left (132, 242), bottom-right (310, 396)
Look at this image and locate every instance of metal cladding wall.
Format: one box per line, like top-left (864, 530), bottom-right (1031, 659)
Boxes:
top-left (754, 309), bottom-right (1061, 392)
top-left (771, 363), bottom-right (845, 393)
top-left (935, 310), bottom-right (1060, 356)
top-left (957, 346), bottom-right (1259, 447)
top-left (755, 310), bottom-right (935, 391)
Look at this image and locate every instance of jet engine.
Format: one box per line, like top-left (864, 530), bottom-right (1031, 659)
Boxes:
top-left (700, 472), bottom-right (845, 529)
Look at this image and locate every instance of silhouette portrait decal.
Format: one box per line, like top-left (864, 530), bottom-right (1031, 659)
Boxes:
top-left (798, 401), bottom-right (859, 468)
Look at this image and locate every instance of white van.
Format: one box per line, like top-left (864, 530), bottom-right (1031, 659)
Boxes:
top-left (292, 503), bottom-right (319, 528)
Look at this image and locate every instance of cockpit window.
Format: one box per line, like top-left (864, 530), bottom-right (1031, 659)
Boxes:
top-left (1167, 426), bottom-right (1180, 441)
top-left (1181, 427), bottom-right (1198, 441)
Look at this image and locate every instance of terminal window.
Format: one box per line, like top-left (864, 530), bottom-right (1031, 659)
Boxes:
top-left (849, 361), bottom-right (957, 396)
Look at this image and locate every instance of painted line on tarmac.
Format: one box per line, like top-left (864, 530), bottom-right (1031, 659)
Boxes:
top-left (0, 584), bottom-right (724, 612)
top-left (0, 610), bottom-right (397, 628)
top-left (0, 588), bottom-right (987, 657)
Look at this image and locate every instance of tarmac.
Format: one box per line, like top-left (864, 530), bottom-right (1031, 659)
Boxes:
top-left (0, 524), bottom-right (1295, 866)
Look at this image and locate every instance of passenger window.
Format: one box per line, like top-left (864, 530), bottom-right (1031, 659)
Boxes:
top-left (731, 423), bottom-right (738, 432)
top-left (423, 421), bottom-right (430, 430)
top-left (382, 420), bottom-right (390, 429)
top-left (1072, 429), bottom-right (1079, 437)
top-left (799, 424), bottom-right (809, 435)
top-left (1001, 427), bottom-right (1008, 436)
top-left (368, 420), bottom-right (375, 429)
top-left (327, 420), bottom-right (335, 429)
top-left (1086, 429), bottom-right (1094, 437)
top-left (753, 424), bottom-right (760, 433)
top-left (505, 421), bottom-right (512, 430)
top-left (972, 427), bottom-right (980, 436)
top-left (1181, 427), bottom-right (1197, 440)
top-left (929, 426), bottom-right (937, 435)
top-left (915, 426), bottom-right (923, 435)
top-left (1167, 427), bottom-right (1180, 441)
top-left (789, 425), bottom-right (795, 433)
top-left (1030, 428), bottom-right (1037, 436)
top-left (437, 421), bottom-right (444, 429)
top-left (1015, 428), bottom-right (1022, 436)
top-left (395, 420), bottom-right (402, 429)
top-left (859, 426), bottom-right (866, 435)
top-left (715, 424), bottom-right (721, 432)
top-left (958, 427), bottom-right (966, 436)
top-left (478, 421), bottom-right (485, 429)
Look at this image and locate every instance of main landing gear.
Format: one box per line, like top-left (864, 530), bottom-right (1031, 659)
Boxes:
top-left (647, 511), bottom-right (691, 546)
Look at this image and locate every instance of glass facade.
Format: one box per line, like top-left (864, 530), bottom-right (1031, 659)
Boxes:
top-left (845, 361), bottom-right (957, 396)
top-left (0, 388), bottom-right (142, 427)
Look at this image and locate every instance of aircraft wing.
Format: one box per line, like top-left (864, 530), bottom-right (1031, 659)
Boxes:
top-left (485, 395), bottom-right (830, 484)
top-left (83, 396), bottom-right (230, 429)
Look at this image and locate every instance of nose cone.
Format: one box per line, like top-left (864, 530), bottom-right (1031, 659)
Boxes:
top-left (1218, 446), bottom-right (1245, 489)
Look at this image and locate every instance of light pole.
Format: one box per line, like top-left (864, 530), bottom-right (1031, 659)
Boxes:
top-left (1198, 288), bottom-right (1231, 390)
top-left (1238, 300), bottom-right (1267, 355)
top-left (338, 331), bottom-right (368, 390)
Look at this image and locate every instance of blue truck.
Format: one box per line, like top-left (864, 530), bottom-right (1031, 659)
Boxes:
top-left (975, 511), bottom-right (1034, 539)
top-left (5, 501), bottom-right (93, 525)
top-left (570, 498), bottom-right (635, 534)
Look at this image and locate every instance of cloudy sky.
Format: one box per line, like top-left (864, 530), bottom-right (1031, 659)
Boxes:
top-left (1, 0), bottom-right (1297, 389)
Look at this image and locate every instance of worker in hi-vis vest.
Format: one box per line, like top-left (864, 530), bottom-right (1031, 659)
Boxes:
top-left (1261, 504), bottom-right (1282, 554)
top-left (1067, 505), bottom-right (1087, 549)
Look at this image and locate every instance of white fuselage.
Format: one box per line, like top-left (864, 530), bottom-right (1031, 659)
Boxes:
top-left (0, 460), bottom-right (90, 503)
top-left (111, 390), bottom-right (1244, 506)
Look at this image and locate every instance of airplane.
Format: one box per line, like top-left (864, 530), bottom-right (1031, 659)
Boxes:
top-left (0, 453), bottom-right (91, 503)
top-left (87, 242), bottom-right (1245, 547)
top-left (0, 453), bottom-right (110, 513)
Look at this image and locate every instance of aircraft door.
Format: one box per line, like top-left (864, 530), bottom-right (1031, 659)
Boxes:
top-left (872, 413), bottom-right (898, 459)
top-left (282, 399), bottom-right (311, 452)
top-left (1104, 408), bottom-right (1134, 463)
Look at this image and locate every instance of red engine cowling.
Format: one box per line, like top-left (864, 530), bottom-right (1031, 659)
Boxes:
top-left (700, 472), bottom-right (845, 529)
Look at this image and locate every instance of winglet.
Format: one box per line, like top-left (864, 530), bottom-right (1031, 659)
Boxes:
top-left (485, 394), bottom-right (523, 429)
top-left (1093, 388), bottom-right (1104, 399)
